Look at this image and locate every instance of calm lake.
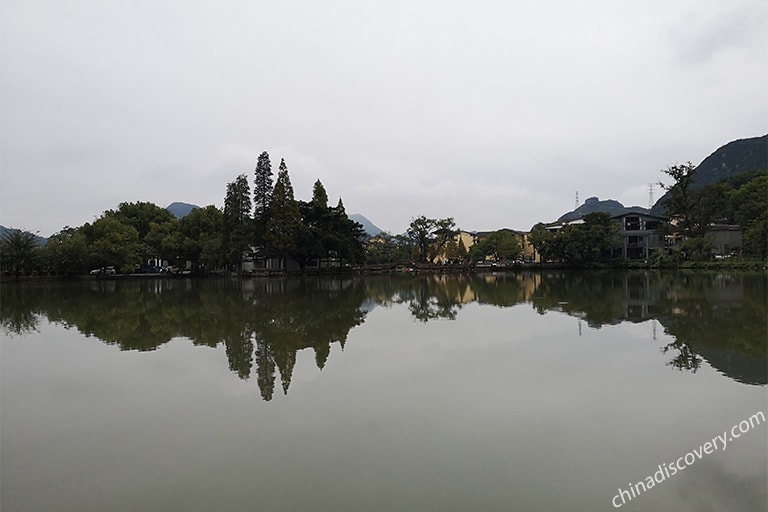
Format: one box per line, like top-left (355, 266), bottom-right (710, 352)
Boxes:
top-left (1, 271), bottom-right (766, 511)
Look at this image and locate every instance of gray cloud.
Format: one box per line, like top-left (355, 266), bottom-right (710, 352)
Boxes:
top-left (1, 0), bottom-right (765, 236)
top-left (667, 0), bottom-right (768, 64)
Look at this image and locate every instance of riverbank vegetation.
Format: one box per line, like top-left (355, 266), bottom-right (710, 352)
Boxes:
top-left (2, 156), bottom-right (766, 277)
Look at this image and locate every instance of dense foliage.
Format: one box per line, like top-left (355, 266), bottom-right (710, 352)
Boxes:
top-left (660, 166), bottom-right (767, 261)
top-left (2, 153), bottom-right (366, 276)
top-left (469, 230), bottom-right (521, 262)
top-left (2, 149), bottom-right (766, 276)
top-left (529, 212), bottom-right (621, 265)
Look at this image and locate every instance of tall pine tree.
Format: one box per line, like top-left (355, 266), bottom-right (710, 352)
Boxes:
top-left (311, 179), bottom-right (328, 209)
top-left (266, 159), bottom-right (302, 259)
top-left (253, 151), bottom-right (273, 245)
top-left (223, 173), bottom-right (252, 268)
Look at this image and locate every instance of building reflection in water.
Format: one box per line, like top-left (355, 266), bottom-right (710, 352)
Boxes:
top-left (1, 271), bottom-right (765, 399)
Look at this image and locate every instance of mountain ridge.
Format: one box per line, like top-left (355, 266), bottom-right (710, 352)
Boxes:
top-left (166, 202), bottom-right (199, 219)
top-left (349, 214), bottom-right (384, 237)
top-left (553, 134), bottom-right (766, 223)
top-left (0, 225), bottom-right (48, 246)
top-left (557, 197), bottom-right (652, 223)
top-left (650, 134), bottom-right (767, 216)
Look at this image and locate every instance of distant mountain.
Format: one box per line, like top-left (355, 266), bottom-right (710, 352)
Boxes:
top-left (166, 202), bottom-right (199, 219)
top-left (557, 197), bottom-right (651, 223)
top-left (650, 134), bottom-right (767, 216)
top-left (0, 225), bottom-right (48, 246)
top-left (349, 213), bottom-right (385, 237)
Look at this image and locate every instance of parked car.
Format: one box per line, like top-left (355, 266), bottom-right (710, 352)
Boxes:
top-left (89, 266), bottom-right (116, 276)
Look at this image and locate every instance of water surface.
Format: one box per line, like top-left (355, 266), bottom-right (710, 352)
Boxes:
top-left (2, 272), bottom-right (766, 511)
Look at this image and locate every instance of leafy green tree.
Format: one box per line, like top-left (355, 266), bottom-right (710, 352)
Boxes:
top-left (364, 233), bottom-right (414, 264)
top-left (471, 230), bottom-right (521, 262)
top-left (0, 229), bottom-right (42, 277)
top-left (407, 216), bottom-right (456, 263)
top-left (557, 212), bottom-right (620, 264)
top-left (105, 201), bottom-right (175, 240)
top-left (83, 217), bottom-right (141, 271)
top-left (144, 219), bottom-right (179, 262)
top-left (730, 175), bottom-right (768, 259)
top-left (529, 214), bottom-right (619, 265)
top-left (173, 205), bottom-right (224, 270)
top-left (528, 223), bottom-right (556, 262)
top-left (428, 218), bottom-right (457, 262)
top-left (407, 216), bottom-right (433, 262)
top-left (223, 173), bottom-right (253, 268)
top-left (659, 162), bottom-right (727, 259)
top-left (43, 227), bottom-right (89, 275)
top-left (253, 151), bottom-right (273, 245)
top-left (659, 162), bottom-right (696, 225)
top-left (100, 202), bottom-right (179, 265)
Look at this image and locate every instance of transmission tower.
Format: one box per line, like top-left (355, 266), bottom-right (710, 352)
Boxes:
top-left (575, 191), bottom-right (579, 209)
top-left (648, 183), bottom-right (654, 208)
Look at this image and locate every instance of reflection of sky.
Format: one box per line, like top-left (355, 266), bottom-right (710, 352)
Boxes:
top-left (358, 297), bottom-right (378, 315)
top-left (2, 299), bottom-right (765, 512)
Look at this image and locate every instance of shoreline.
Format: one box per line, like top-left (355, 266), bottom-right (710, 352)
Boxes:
top-left (2, 260), bottom-right (766, 283)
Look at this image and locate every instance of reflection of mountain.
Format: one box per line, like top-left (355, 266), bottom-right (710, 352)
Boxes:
top-left (653, 274), bottom-right (767, 385)
top-left (527, 271), bottom-right (767, 385)
top-left (366, 271), bottom-right (766, 385)
top-left (2, 272), bottom-right (764, 389)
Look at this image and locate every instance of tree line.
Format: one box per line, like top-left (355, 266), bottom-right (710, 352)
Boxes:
top-left (0, 152), bottom-right (367, 276)
top-left (2, 159), bottom-right (765, 277)
top-left (526, 165), bottom-right (767, 265)
top-left (655, 164), bottom-right (767, 261)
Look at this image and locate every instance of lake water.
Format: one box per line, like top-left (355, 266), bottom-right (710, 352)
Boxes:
top-left (1, 272), bottom-right (766, 511)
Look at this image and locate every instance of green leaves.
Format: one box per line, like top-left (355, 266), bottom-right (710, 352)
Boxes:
top-left (0, 229), bottom-right (42, 277)
top-left (407, 216), bottom-right (456, 263)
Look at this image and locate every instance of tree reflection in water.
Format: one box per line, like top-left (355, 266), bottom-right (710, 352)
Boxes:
top-left (1, 271), bottom-right (765, 400)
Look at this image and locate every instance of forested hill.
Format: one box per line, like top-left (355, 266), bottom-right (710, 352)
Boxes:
top-left (651, 134), bottom-right (767, 216)
top-left (0, 226), bottom-right (47, 246)
top-left (557, 197), bottom-right (650, 223)
top-left (349, 214), bottom-right (384, 237)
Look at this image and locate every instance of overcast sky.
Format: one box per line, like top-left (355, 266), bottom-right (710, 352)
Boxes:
top-left (1, 0), bottom-right (766, 237)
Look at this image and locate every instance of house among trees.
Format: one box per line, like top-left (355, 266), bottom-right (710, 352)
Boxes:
top-left (611, 213), bottom-right (667, 260)
top-left (706, 224), bottom-right (742, 257)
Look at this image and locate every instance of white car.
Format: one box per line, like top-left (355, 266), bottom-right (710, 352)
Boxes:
top-left (90, 266), bottom-right (116, 275)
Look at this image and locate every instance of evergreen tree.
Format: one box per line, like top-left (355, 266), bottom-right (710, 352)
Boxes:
top-left (266, 159), bottom-right (302, 259)
top-left (253, 151), bottom-right (273, 245)
top-left (223, 174), bottom-right (253, 269)
top-left (311, 179), bottom-right (329, 209)
top-left (328, 196), bottom-right (366, 264)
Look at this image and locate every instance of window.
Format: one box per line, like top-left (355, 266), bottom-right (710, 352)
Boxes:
top-left (625, 217), bottom-right (641, 230)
